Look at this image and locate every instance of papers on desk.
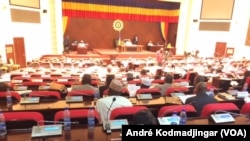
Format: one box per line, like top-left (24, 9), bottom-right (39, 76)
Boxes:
top-left (236, 91), bottom-right (249, 99)
top-left (244, 97), bottom-right (250, 103)
top-left (127, 84), bottom-right (140, 97)
top-left (178, 94), bottom-right (196, 104)
top-left (171, 92), bottom-right (185, 98)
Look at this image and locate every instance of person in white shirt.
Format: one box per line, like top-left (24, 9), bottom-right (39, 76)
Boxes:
top-left (95, 79), bottom-right (133, 123)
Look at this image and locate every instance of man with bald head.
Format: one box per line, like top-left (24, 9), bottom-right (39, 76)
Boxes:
top-left (185, 82), bottom-right (217, 116)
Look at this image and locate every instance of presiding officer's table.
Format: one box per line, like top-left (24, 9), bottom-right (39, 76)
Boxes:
top-left (118, 45), bottom-right (143, 52)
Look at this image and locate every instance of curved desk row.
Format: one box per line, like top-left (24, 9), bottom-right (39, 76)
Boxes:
top-left (3, 116), bottom-right (250, 141)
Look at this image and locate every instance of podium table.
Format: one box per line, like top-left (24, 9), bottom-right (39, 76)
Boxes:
top-left (118, 45), bottom-right (143, 52)
top-left (77, 47), bottom-right (87, 54)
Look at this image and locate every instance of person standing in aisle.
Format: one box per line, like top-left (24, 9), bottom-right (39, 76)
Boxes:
top-left (156, 48), bottom-right (165, 66)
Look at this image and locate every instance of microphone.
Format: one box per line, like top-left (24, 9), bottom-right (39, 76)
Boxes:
top-left (210, 110), bottom-right (250, 123)
top-left (214, 110), bottom-right (249, 118)
top-left (104, 97), bottom-right (116, 134)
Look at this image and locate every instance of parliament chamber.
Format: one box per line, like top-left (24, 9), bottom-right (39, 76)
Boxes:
top-left (1, 0), bottom-right (250, 140)
top-left (0, 47), bottom-right (250, 141)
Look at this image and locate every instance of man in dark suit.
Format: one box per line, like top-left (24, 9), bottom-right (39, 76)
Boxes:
top-left (185, 82), bottom-right (217, 116)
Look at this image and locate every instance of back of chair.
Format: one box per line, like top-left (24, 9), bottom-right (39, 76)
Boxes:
top-left (158, 105), bottom-right (198, 117)
top-left (200, 103), bottom-right (239, 117)
top-left (3, 111), bottom-right (44, 130)
top-left (54, 109), bottom-right (101, 125)
top-left (152, 79), bottom-right (164, 84)
top-left (165, 86), bottom-right (189, 96)
top-left (136, 88), bottom-right (161, 97)
top-left (240, 102), bottom-right (250, 114)
top-left (103, 88), bottom-right (130, 97)
top-left (0, 91), bottom-right (21, 103)
top-left (128, 79), bottom-right (141, 85)
top-left (22, 81), bottom-right (46, 91)
top-left (110, 106), bottom-right (148, 122)
top-left (29, 91), bottom-right (61, 102)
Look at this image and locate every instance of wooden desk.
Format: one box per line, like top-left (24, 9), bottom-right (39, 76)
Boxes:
top-left (3, 125), bottom-right (121, 141)
top-left (118, 45), bottom-right (143, 52)
top-left (148, 45), bottom-right (164, 52)
top-left (0, 96), bottom-right (182, 112)
top-left (3, 116), bottom-right (250, 141)
top-left (214, 93), bottom-right (245, 109)
top-left (77, 47), bottom-right (87, 54)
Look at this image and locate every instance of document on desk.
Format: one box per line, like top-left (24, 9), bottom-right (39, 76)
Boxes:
top-left (178, 94), bottom-right (196, 104)
top-left (127, 84), bottom-right (140, 97)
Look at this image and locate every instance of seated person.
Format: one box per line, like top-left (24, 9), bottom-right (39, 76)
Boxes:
top-left (147, 41), bottom-right (153, 46)
top-left (71, 74), bottom-right (99, 97)
top-left (140, 77), bottom-right (152, 88)
top-left (124, 39), bottom-right (133, 46)
top-left (192, 75), bottom-right (205, 93)
top-left (154, 74), bottom-right (173, 96)
top-left (96, 79), bottom-right (133, 123)
top-left (99, 74), bottom-right (115, 98)
top-left (133, 109), bottom-right (158, 125)
top-left (0, 82), bottom-right (12, 91)
top-left (185, 82), bottom-right (218, 116)
top-left (147, 41), bottom-right (153, 50)
top-left (78, 40), bottom-right (87, 48)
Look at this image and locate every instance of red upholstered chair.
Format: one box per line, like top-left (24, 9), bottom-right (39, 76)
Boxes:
top-left (0, 91), bottom-right (21, 104)
top-left (109, 106), bottom-right (148, 122)
top-left (200, 103), bottom-right (240, 117)
top-left (128, 79), bottom-right (141, 85)
top-left (103, 87), bottom-right (130, 97)
top-left (240, 102), bottom-right (250, 114)
top-left (22, 81), bottom-right (47, 91)
top-left (3, 111), bottom-right (44, 130)
top-left (136, 88), bottom-right (161, 97)
top-left (158, 105), bottom-right (198, 117)
top-left (152, 79), bottom-right (164, 84)
top-left (54, 109), bottom-right (101, 125)
top-left (165, 86), bottom-right (189, 96)
top-left (91, 80), bottom-right (100, 87)
top-left (29, 91), bottom-right (61, 102)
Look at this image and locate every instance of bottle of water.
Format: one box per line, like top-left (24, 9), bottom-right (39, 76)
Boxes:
top-left (0, 111), bottom-right (7, 136)
top-left (94, 91), bottom-right (99, 101)
top-left (6, 88), bottom-right (12, 110)
top-left (170, 111), bottom-right (179, 125)
top-left (63, 107), bottom-right (71, 131)
top-left (179, 108), bottom-right (187, 125)
top-left (88, 107), bottom-right (95, 129)
top-left (87, 107), bottom-right (95, 140)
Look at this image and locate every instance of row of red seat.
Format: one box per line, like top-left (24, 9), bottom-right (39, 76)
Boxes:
top-left (2, 102), bottom-right (250, 129)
